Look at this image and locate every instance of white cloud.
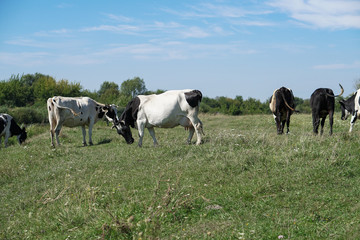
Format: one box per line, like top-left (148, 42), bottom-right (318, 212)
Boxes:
top-left (81, 24), bottom-right (140, 34)
top-left (0, 52), bottom-right (50, 66)
top-left (103, 13), bottom-right (133, 22)
top-left (268, 0), bottom-right (360, 29)
top-left (179, 26), bottom-right (210, 38)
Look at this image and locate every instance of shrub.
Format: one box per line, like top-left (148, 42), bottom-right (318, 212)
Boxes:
top-left (9, 107), bottom-right (48, 124)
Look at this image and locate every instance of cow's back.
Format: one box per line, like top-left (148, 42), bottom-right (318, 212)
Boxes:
top-left (50, 96), bottom-right (100, 126)
top-left (310, 88), bottom-right (335, 110)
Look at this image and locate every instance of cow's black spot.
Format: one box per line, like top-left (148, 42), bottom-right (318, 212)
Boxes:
top-left (185, 90), bottom-right (202, 108)
top-left (120, 97), bottom-right (140, 128)
top-left (48, 106), bottom-right (51, 111)
top-left (95, 107), bottom-right (98, 111)
top-left (80, 118), bottom-right (83, 121)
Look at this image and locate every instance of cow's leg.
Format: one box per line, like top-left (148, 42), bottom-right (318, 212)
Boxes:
top-left (274, 110), bottom-right (282, 134)
top-left (349, 111), bottom-right (358, 132)
top-left (187, 127), bottom-right (195, 144)
top-left (320, 117), bottom-right (326, 136)
top-left (49, 118), bottom-right (56, 147)
top-left (328, 111), bottom-right (334, 136)
top-left (137, 120), bottom-right (146, 147)
top-left (81, 125), bottom-right (87, 146)
top-left (4, 131), bottom-right (10, 148)
top-left (88, 119), bottom-right (95, 146)
top-left (180, 117), bottom-right (195, 144)
top-left (54, 123), bottom-right (62, 145)
top-left (148, 127), bottom-right (158, 146)
top-left (286, 111), bottom-right (291, 134)
top-left (187, 115), bottom-right (203, 145)
top-left (312, 114), bottom-right (320, 135)
top-left (281, 120), bottom-right (286, 134)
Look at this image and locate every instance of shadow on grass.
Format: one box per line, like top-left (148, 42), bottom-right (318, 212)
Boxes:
top-left (97, 138), bottom-right (112, 145)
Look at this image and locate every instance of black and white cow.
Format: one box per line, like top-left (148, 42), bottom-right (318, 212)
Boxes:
top-left (310, 84), bottom-right (344, 135)
top-left (114, 89), bottom-right (204, 147)
top-left (0, 113), bottom-right (27, 148)
top-left (339, 89), bottom-right (360, 132)
top-left (269, 87), bottom-right (297, 134)
top-left (47, 96), bottom-right (118, 146)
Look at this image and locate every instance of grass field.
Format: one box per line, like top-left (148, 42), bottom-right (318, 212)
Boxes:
top-left (1, 113), bottom-right (360, 239)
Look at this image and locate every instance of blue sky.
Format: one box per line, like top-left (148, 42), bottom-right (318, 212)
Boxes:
top-left (1, 0), bottom-right (359, 101)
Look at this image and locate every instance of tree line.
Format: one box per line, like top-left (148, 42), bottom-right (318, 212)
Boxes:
top-left (1, 73), bottom-right (349, 123)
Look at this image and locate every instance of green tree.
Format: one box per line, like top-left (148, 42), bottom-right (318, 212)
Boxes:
top-left (0, 75), bottom-right (32, 107)
top-left (33, 75), bottom-right (57, 103)
top-left (120, 77), bottom-right (147, 99)
top-left (56, 79), bottom-right (82, 97)
top-left (98, 81), bottom-right (119, 103)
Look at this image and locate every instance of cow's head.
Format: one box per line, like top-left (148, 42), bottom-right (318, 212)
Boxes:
top-left (101, 104), bottom-right (119, 124)
top-left (339, 100), bottom-right (351, 120)
top-left (18, 127), bottom-right (27, 145)
top-left (113, 120), bottom-right (134, 144)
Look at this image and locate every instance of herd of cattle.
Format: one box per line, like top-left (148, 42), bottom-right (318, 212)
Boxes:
top-left (1, 86), bottom-right (359, 148)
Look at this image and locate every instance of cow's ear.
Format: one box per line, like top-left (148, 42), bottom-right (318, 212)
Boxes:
top-left (339, 100), bottom-right (344, 105)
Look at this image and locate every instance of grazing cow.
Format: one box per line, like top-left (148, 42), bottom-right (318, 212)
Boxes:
top-left (0, 113), bottom-right (27, 148)
top-left (310, 84), bottom-right (344, 135)
top-left (339, 89), bottom-right (360, 132)
top-left (269, 87), bottom-right (297, 134)
top-left (47, 96), bottom-right (119, 146)
top-left (114, 89), bottom-right (204, 147)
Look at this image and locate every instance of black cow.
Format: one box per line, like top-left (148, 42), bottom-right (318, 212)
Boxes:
top-left (269, 87), bottom-right (297, 134)
top-left (339, 89), bottom-right (360, 132)
top-left (310, 84), bottom-right (344, 135)
top-left (0, 113), bottom-right (27, 148)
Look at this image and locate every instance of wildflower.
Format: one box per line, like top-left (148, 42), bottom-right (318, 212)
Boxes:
top-left (278, 235), bottom-right (284, 239)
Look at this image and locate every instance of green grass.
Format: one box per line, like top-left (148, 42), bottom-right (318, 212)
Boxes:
top-left (1, 114), bottom-right (360, 239)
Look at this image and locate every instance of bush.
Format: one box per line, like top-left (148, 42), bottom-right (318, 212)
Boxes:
top-left (8, 106), bottom-right (48, 124)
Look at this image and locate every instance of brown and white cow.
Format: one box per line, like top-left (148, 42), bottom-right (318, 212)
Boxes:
top-left (0, 113), bottom-right (27, 148)
top-left (310, 84), bottom-right (344, 135)
top-left (269, 87), bottom-right (297, 134)
top-left (114, 89), bottom-right (204, 147)
top-left (47, 96), bottom-right (118, 146)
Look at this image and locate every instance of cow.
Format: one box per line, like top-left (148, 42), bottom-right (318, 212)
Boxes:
top-left (269, 87), bottom-right (297, 134)
top-left (47, 96), bottom-right (119, 147)
top-left (0, 113), bottom-right (27, 148)
top-left (114, 89), bottom-right (204, 147)
top-left (310, 84), bottom-right (344, 135)
top-left (339, 89), bottom-right (360, 132)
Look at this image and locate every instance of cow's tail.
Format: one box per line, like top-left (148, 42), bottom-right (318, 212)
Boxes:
top-left (334, 84), bottom-right (344, 97)
top-left (325, 84), bottom-right (344, 98)
top-left (51, 97), bottom-right (80, 116)
top-left (280, 91), bottom-right (299, 113)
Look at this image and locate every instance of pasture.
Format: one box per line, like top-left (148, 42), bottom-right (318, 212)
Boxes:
top-left (1, 113), bottom-right (360, 239)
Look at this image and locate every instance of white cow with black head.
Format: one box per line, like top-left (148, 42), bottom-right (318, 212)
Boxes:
top-left (339, 89), bottom-right (360, 132)
top-left (114, 89), bottom-right (204, 147)
top-left (0, 113), bottom-right (27, 148)
top-left (47, 96), bottom-right (118, 147)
